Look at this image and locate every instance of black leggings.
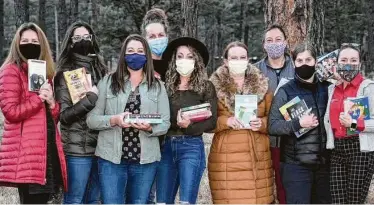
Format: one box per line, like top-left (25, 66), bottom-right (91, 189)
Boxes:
top-left (18, 186), bottom-right (50, 204)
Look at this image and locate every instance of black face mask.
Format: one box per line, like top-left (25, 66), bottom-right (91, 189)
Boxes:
top-left (295, 64), bottom-right (316, 80)
top-left (72, 40), bottom-right (94, 56)
top-left (19, 44), bottom-right (41, 60)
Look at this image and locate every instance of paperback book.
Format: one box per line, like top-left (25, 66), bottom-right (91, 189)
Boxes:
top-left (28, 59), bottom-right (46, 92)
top-left (316, 49), bottom-right (338, 82)
top-left (279, 96), bottom-right (301, 121)
top-left (63, 67), bottom-right (89, 104)
top-left (344, 96), bottom-right (371, 136)
top-left (285, 99), bottom-right (314, 138)
top-left (235, 95), bottom-right (258, 129)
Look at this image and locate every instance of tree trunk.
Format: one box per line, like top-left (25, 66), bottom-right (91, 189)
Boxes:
top-left (70, 0), bottom-right (79, 24)
top-left (0, 0), bottom-right (3, 60)
top-left (180, 0), bottom-right (198, 37)
top-left (91, 0), bottom-right (98, 28)
top-left (238, 1), bottom-right (244, 40)
top-left (14, 0), bottom-right (29, 27)
top-left (264, 0), bottom-right (325, 54)
top-left (365, 0), bottom-right (374, 74)
top-left (241, 0), bottom-right (248, 42)
top-left (55, 4), bottom-right (59, 57)
top-left (58, 0), bottom-right (68, 43)
top-left (38, 0), bottom-right (46, 31)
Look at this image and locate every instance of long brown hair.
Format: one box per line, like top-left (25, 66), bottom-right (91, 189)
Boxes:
top-left (56, 21), bottom-right (107, 76)
top-left (110, 34), bottom-right (159, 95)
top-left (165, 45), bottom-right (208, 96)
top-left (2, 22), bottom-right (55, 79)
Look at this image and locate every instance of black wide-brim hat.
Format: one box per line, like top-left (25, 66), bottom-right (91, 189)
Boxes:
top-left (162, 37), bottom-right (209, 66)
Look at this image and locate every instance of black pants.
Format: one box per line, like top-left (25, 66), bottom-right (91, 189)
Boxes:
top-left (281, 162), bottom-right (331, 204)
top-left (18, 186), bottom-right (50, 204)
top-left (330, 137), bottom-right (374, 204)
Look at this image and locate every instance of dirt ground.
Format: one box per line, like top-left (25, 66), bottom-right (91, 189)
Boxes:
top-left (1, 112), bottom-right (374, 204)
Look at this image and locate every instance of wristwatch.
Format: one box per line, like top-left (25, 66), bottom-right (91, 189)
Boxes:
top-left (350, 119), bottom-right (358, 130)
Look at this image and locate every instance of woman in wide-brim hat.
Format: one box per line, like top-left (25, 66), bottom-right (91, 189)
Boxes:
top-left (156, 37), bottom-right (218, 204)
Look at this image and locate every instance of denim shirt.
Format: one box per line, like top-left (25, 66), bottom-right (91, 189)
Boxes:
top-left (86, 75), bottom-right (171, 164)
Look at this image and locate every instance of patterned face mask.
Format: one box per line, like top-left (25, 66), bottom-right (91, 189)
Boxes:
top-left (264, 42), bottom-right (286, 59)
top-left (336, 63), bottom-right (360, 82)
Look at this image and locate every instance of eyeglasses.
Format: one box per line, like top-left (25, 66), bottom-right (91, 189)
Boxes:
top-left (71, 34), bottom-right (92, 43)
top-left (341, 43), bottom-right (361, 50)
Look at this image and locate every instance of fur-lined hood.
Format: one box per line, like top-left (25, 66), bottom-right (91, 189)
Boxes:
top-left (210, 63), bottom-right (269, 113)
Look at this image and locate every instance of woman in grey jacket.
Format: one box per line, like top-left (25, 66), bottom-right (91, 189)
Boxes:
top-left (324, 44), bottom-right (374, 204)
top-left (86, 34), bottom-right (170, 204)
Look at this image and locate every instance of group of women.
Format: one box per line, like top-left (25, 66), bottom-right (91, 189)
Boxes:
top-left (0, 7), bottom-right (373, 205)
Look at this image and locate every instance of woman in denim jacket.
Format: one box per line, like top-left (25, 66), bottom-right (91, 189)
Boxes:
top-left (86, 34), bottom-right (170, 204)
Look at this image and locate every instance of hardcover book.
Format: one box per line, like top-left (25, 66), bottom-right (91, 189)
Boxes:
top-left (181, 103), bottom-right (212, 122)
top-left (124, 114), bottom-right (162, 124)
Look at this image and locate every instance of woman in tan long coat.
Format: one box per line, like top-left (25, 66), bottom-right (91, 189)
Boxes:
top-left (208, 41), bottom-right (274, 204)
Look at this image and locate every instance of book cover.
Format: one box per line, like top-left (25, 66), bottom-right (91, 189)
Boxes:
top-left (286, 99), bottom-right (314, 138)
top-left (235, 95), bottom-right (258, 129)
top-left (344, 96), bottom-right (371, 135)
top-left (124, 114), bottom-right (162, 124)
top-left (28, 59), bottom-right (46, 92)
top-left (63, 68), bottom-right (89, 104)
top-left (316, 49), bottom-right (338, 82)
top-left (279, 96), bottom-right (301, 121)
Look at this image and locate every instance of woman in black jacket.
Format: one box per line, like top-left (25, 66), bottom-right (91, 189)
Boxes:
top-left (54, 21), bottom-right (108, 204)
top-left (268, 43), bottom-right (331, 204)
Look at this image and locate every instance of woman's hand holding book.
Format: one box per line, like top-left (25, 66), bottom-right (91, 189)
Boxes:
top-left (300, 113), bottom-right (318, 129)
top-left (250, 118), bottom-right (262, 131)
top-left (39, 83), bottom-right (56, 109)
top-left (177, 109), bottom-right (191, 128)
top-left (227, 117), bottom-right (244, 130)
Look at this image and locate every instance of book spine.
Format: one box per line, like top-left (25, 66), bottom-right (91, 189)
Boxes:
top-left (124, 118), bottom-right (163, 124)
top-left (182, 108), bottom-right (209, 115)
top-left (181, 103), bottom-right (210, 112)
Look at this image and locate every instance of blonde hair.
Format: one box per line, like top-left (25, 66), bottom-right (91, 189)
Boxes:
top-left (2, 22), bottom-right (55, 79)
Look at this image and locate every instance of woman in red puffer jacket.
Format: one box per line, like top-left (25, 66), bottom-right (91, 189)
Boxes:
top-left (0, 22), bottom-right (67, 204)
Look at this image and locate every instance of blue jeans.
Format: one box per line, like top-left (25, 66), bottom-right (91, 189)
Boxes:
top-left (147, 179), bottom-right (156, 204)
top-left (98, 157), bottom-right (157, 204)
top-left (156, 136), bottom-right (206, 204)
top-left (63, 156), bottom-right (100, 204)
top-left (281, 162), bottom-right (331, 204)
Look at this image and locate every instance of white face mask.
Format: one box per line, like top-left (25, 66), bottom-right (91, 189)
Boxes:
top-left (176, 59), bottom-right (195, 77)
top-left (228, 60), bottom-right (248, 75)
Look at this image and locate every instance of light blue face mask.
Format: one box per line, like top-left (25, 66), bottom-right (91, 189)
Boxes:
top-left (148, 37), bottom-right (168, 57)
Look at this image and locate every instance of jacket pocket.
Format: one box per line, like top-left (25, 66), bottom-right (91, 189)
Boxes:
top-left (105, 94), bottom-right (117, 115)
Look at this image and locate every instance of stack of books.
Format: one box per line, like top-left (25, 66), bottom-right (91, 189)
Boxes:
top-left (181, 103), bottom-right (212, 122)
top-left (124, 114), bottom-right (162, 124)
